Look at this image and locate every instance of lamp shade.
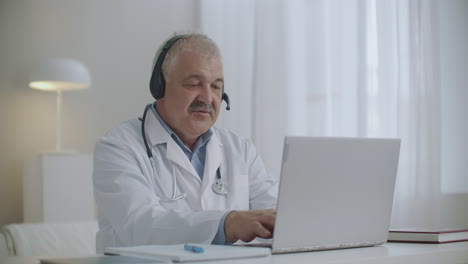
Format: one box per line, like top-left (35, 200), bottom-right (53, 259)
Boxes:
top-left (29, 58), bottom-right (91, 91)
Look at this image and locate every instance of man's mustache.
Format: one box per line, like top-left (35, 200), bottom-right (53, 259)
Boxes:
top-left (188, 101), bottom-right (214, 114)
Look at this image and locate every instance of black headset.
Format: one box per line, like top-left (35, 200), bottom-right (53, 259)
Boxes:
top-left (149, 34), bottom-right (231, 110)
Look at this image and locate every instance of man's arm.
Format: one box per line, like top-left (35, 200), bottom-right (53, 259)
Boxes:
top-left (93, 137), bottom-right (224, 248)
top-left (245, 138), bottom-right (279, 210)
top-left (221, 138), bottom-right (279, 243)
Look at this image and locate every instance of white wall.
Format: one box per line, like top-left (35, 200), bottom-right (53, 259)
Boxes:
top-left (0, 0), bottom-right (198, 226)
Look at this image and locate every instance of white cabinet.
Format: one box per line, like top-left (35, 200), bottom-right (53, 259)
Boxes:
top-left (23, 154), bottom-right (95, 222)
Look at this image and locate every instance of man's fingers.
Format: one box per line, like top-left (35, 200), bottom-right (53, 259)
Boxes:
top-left (256, 227), bottom-right (272, 239)
top-left (253, 209), bottom-right (275, 216)
top-left (242, 223), bottom-right (272, 242)
top-left (258, 213), bottom-right (276, 230)
top-left (225, 209), bottom-right (277, 243)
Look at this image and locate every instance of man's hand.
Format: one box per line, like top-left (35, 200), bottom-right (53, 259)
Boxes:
top-left (224, 209), bottom-right (276, 243)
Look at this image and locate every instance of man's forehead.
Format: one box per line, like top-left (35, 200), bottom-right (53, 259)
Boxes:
top-left (183, 74), bottom-right (224, 83)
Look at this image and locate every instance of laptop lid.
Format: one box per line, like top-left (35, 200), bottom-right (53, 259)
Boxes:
top-left (272, 136), bottom-right (400, 253)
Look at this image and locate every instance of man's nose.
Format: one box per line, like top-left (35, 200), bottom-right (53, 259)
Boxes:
top-left (197, 84), bottom-right (214, 104)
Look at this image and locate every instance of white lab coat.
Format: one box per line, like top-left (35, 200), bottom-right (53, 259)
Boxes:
top-left (93, 108), bottom-right (278, 252)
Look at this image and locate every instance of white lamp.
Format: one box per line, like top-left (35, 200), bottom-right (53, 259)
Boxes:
top-left (29, 58), bottom-right (91, 153)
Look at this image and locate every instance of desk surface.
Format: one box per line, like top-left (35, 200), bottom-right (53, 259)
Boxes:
top-left (2, 242), bottom-right (468, 264)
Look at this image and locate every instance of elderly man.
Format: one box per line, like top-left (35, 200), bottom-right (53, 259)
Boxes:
top-left (93, 33), bottom-right (278, 252)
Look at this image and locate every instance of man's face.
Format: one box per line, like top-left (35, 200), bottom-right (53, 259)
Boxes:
top-left (156, 50), bottom-right (224, 143)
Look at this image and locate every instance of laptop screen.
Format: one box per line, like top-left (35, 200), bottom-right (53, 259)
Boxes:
top-left (272, 136), bottom-right (400, 253)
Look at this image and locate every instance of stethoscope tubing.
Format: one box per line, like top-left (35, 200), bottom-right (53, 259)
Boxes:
top-left (140, 103), bottom-right (228, 201)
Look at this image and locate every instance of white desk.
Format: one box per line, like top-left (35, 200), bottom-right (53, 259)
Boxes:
top-left (1, 242), bottom-right (468, 264)
top-left (267, 242), bottom-right (468, 264)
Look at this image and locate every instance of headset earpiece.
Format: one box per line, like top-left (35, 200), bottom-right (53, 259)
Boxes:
top-left (149, 35), bottom-right (187, 100)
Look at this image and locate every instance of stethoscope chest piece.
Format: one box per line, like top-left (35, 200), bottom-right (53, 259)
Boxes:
top-left (212, 179), bottom-right (228, 196)
top-left (212, 167), bottom-right (228, 196)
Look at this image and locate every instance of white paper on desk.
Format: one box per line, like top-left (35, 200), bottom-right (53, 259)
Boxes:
top-left (105, 244), bottom-right (271, 262)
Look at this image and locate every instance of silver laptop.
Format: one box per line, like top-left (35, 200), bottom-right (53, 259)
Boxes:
top-left (269, 136), bottom-right (400, 254)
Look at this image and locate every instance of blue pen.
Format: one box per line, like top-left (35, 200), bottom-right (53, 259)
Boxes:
top-left (184, 244), bottom-right (205, 253)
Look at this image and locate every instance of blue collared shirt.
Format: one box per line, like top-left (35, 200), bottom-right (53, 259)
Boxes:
top-left (150, 103), bottom-right (211, 179)
top-left (150, 103), bottom-right (229, 244)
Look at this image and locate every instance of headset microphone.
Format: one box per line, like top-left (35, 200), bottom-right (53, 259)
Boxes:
top-left (222, 92), bottom-right (230, 111)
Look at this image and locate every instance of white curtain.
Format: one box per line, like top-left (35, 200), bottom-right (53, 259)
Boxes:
top-left (200, 0), bottom-right (442, 230)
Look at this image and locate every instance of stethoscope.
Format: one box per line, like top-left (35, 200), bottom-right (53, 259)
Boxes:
top-left (140, 103), bottom-right (228, 202)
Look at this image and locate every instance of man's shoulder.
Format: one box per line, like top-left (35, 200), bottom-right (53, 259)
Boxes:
top-left (213, 126), bottom-right (244, 139)
top-left (213, 127), bottom-right (254, 148)
top-left (98, 118), bottom-right (141, 144)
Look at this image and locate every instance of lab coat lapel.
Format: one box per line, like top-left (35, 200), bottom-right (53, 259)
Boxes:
top-left (145, 107), bottom-right (199, 180)
top-left (202, 130), bottom-right (223, 192)
top-left (166, 140), bottom-right (199, 180)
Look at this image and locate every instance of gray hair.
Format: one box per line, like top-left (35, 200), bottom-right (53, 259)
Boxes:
top-left (152, 33), bottom-right (222, 81)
